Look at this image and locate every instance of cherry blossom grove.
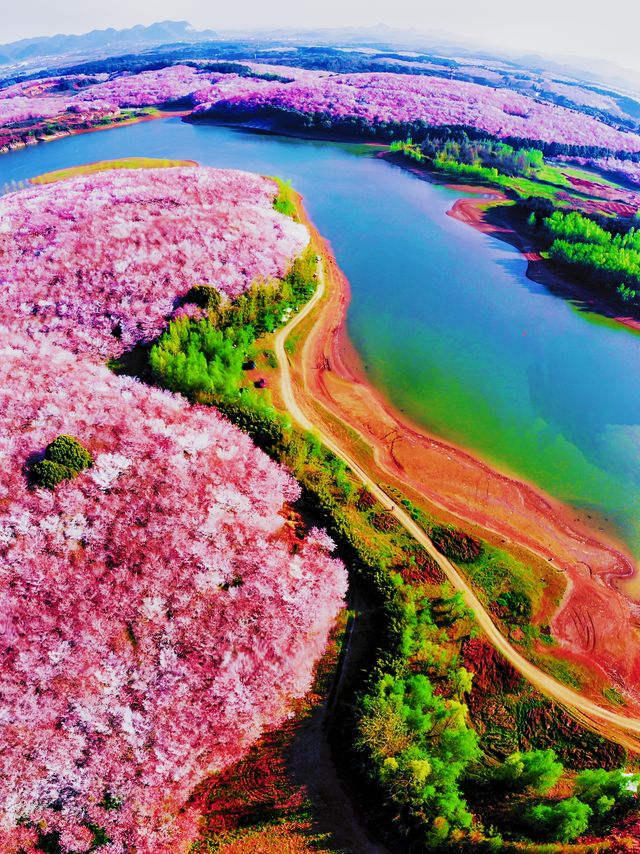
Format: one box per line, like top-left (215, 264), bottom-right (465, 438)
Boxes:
top-left (0, 75), bottom-right (117, 126)
top-left (3, 62), bottom-right (640, 154)
top-left (79, 65), bottom-right (224, 107)
top-left (0, 167), bottom-right (309, 357)
top-left (192, 70), bottom-right (640, 152)
top-left (590, 156), bottom-right (640, 186)
top-left (0, 330), bottom-right (347, 852)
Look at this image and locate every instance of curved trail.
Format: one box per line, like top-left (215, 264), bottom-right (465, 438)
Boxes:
top-left (274, 258), bottom-right (640, 754)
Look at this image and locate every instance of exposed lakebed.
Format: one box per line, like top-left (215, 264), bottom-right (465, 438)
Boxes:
top-left (3, 116), bottom-right (640, 560)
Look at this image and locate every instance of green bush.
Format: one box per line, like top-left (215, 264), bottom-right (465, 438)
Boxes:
top-left (574, 768), bottom-right (639, 823)
top-left (30, 435), bottom-right (92, 490)
top-left (45, 434), bottom-right (92, 472)
top-left (495, 590), bottom-right (532, 623)
top-left (493, 749), bottom-right (563, 794)
top-left (184, 284), bottom-right (222, 311)
top-left (524, 796), bottom-right (592, 843)
top-left (30, 459), bottom-right (75, 490)
top-left (271, 176), bottom-right (298, 218)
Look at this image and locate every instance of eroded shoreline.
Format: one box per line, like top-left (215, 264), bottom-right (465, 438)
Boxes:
top-left (289, 185), bottom-right (640, 709)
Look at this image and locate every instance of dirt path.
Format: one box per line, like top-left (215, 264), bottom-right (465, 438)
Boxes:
top-left (274, 255), bottom-right (640, 754)
top-left (287, 591), bottom-right (391, 854)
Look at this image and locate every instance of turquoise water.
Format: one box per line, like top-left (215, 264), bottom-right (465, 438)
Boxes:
top-left (2, 117), bottom-right (640, 555)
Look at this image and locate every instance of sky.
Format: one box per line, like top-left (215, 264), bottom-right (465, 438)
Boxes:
top-left (4, 0), bottom-right (640, 75)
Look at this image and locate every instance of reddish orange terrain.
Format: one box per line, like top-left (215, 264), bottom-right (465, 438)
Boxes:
top-left (560, 171), bottom-right (640, 216)
top-left (192, 722), bottom-right (319, 853)
top-left (292, 197), bottom-right (640, 713)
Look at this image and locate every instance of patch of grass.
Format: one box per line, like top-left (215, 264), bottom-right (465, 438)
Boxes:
top-left (529, 655), bottom-right (585, 692)
top-left (270, 176), bottom-right (299, 220)
top-left (285, 333), bottom-right (302, 355)
top-left (31, 157), bottom-right (197, 185)
top-left (536, 164), bottom-right (573, 188)
top-left (603, 686), bottom-right (626, 707)
top-left (560, 163), bottom-right (627, 191)
top-left (263, 349), bottom-right (278, 369)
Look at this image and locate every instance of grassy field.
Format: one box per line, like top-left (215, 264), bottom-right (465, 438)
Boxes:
top-left (560, 163), bottom-right (629, 190)
top-left (31, 156), bottom-right (198, 184)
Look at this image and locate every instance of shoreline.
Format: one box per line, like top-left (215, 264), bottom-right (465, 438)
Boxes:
top-left (386, 150), bottom-right (640, 335)
top-left (451, 193), bottom-right (640, 335)
top-left (288, 187), bottom-right (640, 709)
top-left (8, 111), bottom-right (640, 703)
top-left (0, 108), bottom-right (190, 158)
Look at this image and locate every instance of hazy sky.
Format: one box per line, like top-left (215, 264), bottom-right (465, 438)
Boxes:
top-left (5, 0), bottom-right (640, 74)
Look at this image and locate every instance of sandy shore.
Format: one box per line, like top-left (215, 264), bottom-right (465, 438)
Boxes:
top-left (287, 188), bottom-right (640, 709)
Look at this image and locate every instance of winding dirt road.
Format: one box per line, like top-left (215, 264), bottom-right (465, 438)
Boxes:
top-left (274, 258), bottom-right (640, 755)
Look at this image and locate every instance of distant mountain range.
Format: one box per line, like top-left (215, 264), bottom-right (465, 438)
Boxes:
top-left (1, 19), bottom-right (639, 98)
top-left (0, 20), bottom-right (217, 65)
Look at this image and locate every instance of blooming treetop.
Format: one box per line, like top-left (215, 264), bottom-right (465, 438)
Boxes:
top-left (0, 330), bottom-right (347, 852)
top-left (0, 167), bottom-right (309, 357)
top-left (591, 156), bottom-right (640, 186)
top-left (192, 70), bottom-right (640, 152)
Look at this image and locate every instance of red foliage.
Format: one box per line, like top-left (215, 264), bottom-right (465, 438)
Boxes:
top-left (356, 488), bottom-right (376, 511)
top-left (430, 524), bottom-right (482, 563)
top-left (401, 548), bottom-right (446, 584)
top-left (370, 511), bottom-right (399, 533)
top-left (462, 638), bottom-right (522, 707)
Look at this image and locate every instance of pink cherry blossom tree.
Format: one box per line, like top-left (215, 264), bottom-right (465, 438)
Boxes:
top-left (0, 167), bottom-right (308, 358)
top-left (0, 329), bottom-right (347, 852)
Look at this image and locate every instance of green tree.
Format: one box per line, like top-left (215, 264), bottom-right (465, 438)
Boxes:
top-left (524, 797), bottom-right (592, 843)
top-left (45, 434), bottom-right (92, 472)
top-left (494, 749), bottom-right (563, 794)
top-left (574, 768), bottom-right (639, 823)
top-left (30, 434), bottom-right (92, 490)
top-left (30, 459), bottom-right (75, 490)
top-left (358, 673), bottom-right (479, 846)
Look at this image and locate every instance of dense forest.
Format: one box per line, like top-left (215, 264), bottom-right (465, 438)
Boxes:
top-left (390, 133), bottom-right (545, 186)
top-left (526, 208), bottom-right (640, 301)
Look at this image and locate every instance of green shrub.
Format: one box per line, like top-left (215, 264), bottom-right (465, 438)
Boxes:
top-left (524, 797), bottom-right (592, 843)
top-left (184, 284), bottom-right (222, 311)
top-left (45, 434), bottom-right (92, 472)
top-left (493, 749), bottom-right (563, 794)
top-left (495, 590), bottom-right (532, 623)
top-left (271, 177), bottom-right (298, 218)
top-left (30, 435), bottom-right (92, 490)
top-left (574, 768), bottom-right (639, 822)
top-left (30, 459), bottom-right (75, 490)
